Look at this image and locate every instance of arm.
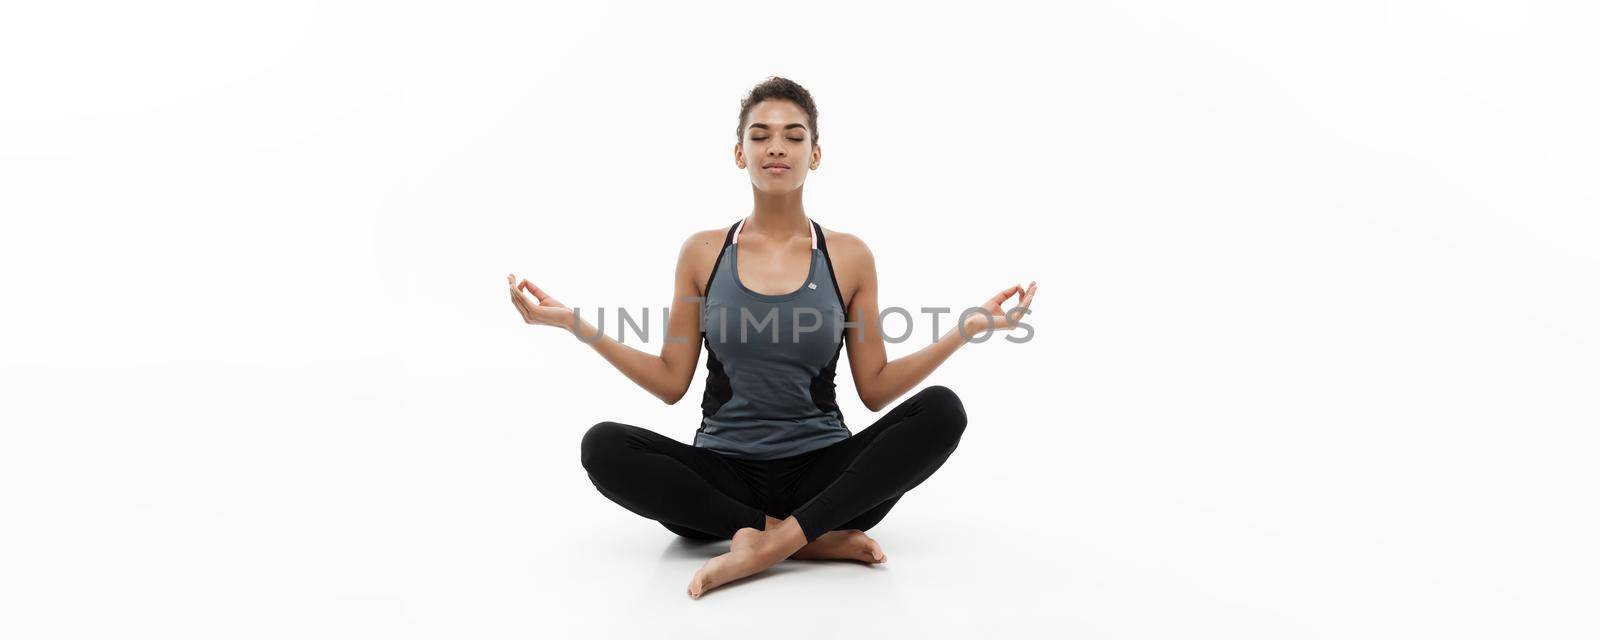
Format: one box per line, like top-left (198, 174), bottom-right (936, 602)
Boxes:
top-left (509, 232), bottom-right (712, 405)
top-left (836, 235), bottom-right (1036, 412)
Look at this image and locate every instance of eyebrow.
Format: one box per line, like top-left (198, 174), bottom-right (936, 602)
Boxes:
top-left (748, 123), bottom-right (807, 132)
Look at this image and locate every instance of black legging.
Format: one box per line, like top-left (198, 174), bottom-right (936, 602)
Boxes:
top-left (580, 385), bottom-right (967, 543)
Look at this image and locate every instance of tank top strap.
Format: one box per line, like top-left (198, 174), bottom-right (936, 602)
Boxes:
top-left (811, 219), bottom-right (847, 310)
top-left (703, 219), bottom-right (743, 300)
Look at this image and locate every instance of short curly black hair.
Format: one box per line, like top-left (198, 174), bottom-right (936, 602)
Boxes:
top-left (736, 76), bottom-right (819, 145)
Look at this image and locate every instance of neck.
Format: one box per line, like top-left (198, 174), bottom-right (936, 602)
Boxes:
top-left (747, 186), bottom-right (809, 238)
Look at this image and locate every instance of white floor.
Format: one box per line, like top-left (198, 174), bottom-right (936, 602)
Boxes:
top-left (5, 366), bottom-right (1597, 639)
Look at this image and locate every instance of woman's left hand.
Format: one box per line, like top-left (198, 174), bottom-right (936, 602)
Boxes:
top-left (962, 280), bottom-right (1037, 337)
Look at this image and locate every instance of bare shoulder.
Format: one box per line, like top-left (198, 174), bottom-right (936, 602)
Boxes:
top-left (679, 225), bottom-right (733, 294)
top-left (819, 223), bottom-right (872, 268)
top-left (680, 226), bottom-right (728, 255)
top-left (817, 224), bottom-right (874, 306)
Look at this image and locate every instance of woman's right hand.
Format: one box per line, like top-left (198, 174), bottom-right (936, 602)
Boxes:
top-left (508, 273), bottom-right (575, 330)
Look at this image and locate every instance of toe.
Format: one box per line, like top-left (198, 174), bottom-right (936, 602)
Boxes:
top-left (688, 569), bottom-right (709, 598)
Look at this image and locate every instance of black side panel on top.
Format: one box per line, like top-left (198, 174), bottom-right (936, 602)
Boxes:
top-left (809, 219), bottom-right (847, 426)
top-left (701, 347), bottom-right (734, 417)
top-left (699, 220), bottom-right (742, 419)
top-left (809, 341), bottom-right (845, 426)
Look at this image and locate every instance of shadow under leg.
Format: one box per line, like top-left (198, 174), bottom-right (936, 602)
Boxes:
top-left (660, 521), bottom-right (727, 541)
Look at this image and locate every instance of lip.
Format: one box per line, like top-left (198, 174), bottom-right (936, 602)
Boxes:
top-left (762, 163), bottom-right (790, 173)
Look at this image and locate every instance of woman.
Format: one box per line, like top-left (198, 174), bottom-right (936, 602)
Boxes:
top-left (507, 77), bottom-right (1037, 598)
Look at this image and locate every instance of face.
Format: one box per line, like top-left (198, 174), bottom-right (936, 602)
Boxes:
top-left (735, 99), bottom-right (821, 193)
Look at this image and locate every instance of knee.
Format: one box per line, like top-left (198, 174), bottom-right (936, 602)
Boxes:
top-left (919, 385), bottom-right (968, 439)
top-left (580, 421), bottom-right (628, 473)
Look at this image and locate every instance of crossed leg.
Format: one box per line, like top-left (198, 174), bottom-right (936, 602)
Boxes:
top-left (580, 421), bottom-right (768, 539)
top-left (581, 420), bottom-right (890, 562)
top-left (580, 385), bottom-right (968, 597)
top-left (686, 385), bottom-right (968, 597)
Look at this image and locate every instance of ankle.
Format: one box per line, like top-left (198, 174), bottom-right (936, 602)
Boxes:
top-left (760, 516), bottom-right (810, 557)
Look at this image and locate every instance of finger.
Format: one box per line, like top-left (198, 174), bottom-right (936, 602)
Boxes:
top-left (511, 291), bottom-right (533, 322)
top-left (510, 288), bottom-right (533, 317)
top-left (511, 285), bottom-right (536, 312)
top-left (1019, 282), bottom-right (1037, 308)
top-left (984, 284), bottom-right (1022, 308)
top-left (519, 279), bottom-right (548, 303)
top-left (524, 283), bottom-right (556, 307)
top-left (522, 280), bottom-right (562, 307)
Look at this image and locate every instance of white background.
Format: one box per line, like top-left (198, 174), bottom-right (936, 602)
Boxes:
top-left (3, 1), bottom-right (1597, 638)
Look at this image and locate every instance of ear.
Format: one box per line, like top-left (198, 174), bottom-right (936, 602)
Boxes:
top-left (810, 142), bottom-right (821, 170)
top-left (734, 142), bottom-right (745, 168)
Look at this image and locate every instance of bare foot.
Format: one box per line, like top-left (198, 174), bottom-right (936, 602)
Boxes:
top-left (758, 515), bottom-right (886, 564)
top-left (791, 529), bottom-right (887, 564)
top-left (686, 528), bottom-right (769, 599)
top-left (686, 519), bottom-right (807, 599)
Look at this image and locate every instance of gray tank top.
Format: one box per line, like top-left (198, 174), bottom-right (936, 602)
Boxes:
top-left (695, 217), bottom-right (851, 460)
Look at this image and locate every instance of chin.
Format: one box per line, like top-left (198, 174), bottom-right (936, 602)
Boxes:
top-left (755, 174), bottom-right (799, 186)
